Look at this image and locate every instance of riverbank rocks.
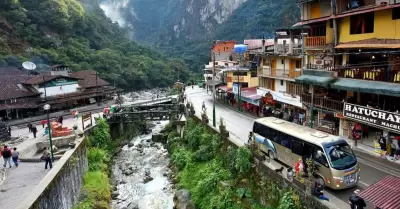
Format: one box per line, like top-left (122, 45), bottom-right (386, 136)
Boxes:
top-left (128, 142), bottom-right (135, 147)
top-left (173, 189), bottom-right (195, 209)
top-left (143, 176), bottom-right (154, 183)
top-left (112, 191), bottom-right (119, 200)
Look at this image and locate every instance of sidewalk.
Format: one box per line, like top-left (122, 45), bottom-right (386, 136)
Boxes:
top-left (0, 112), bottom-right (102, 209)
top-left (214, 98), bottom-right (400, 170)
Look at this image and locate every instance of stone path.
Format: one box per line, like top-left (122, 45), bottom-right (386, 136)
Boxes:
top-left (0, 111), bottom-right (102, 209)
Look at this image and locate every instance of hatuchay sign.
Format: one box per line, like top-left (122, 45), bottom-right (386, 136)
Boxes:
top-left (343, 103), bottom-right (400, 133)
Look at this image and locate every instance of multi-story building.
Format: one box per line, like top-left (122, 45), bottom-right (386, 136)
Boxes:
top-left (295, 0), bottom-right (400, 145)
top-left (252, 29), bottom-right (306, 122)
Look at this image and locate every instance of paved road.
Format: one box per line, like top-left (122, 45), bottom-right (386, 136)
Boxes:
top-left (186, 87), bottom-right (400, 209)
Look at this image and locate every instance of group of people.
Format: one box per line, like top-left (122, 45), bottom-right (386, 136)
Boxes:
top-left (1, 145), bottom-right (53, 169)
top-left (1, 146), bottom-right (19, 168)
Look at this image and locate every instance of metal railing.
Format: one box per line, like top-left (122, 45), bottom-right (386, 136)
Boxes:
top-left (307, 63), bottom-right (334, 71)
top-left (301, 93), bottom-right (344, 112)
top-left (332, 66), bottom-right (400, 83)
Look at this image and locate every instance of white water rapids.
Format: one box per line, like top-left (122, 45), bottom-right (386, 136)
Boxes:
top-left (111, 121), bottom-right (174, 209)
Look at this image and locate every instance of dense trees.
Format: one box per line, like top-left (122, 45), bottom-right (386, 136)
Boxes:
top-left (0, 0), bottom-right (193, 90)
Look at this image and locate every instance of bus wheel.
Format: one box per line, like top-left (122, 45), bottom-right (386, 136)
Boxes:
top-left (316, 176), bottom-right (325, 187)
top-left (268, 150), bottom-right (276, 159)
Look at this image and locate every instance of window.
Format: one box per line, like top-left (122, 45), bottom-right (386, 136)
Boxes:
top-left (279, 133), bottom-right (292, 149)
top-left (251, 70), bottom-right (257, 77)
top-left (295, 60), bottom-right (302, 69)
top-left (280, 80), bottom-right (284, 86)
top-left (281, 59), bottom-right (284, 65)
top-left (350, 12), bottom-right (374, 34)
top-left (263, 58), bottom-right (270, 66)
top-left (286, 82), bottom-right (303, 96)
top-left (232, 72), bottom-right (247, 76)
top-left (310, 25), bottom-right (326, 36)
top-left (393, 8), bottom-right (400, 20)
top-left (260, 78), bottom-right (274, 91)
top-left (291, 138), bottom-right (304, 156)
top-left (313, 146), bottom-right (329, 168)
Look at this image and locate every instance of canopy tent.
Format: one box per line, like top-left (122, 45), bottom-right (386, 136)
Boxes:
top-left (358, 175), bottom-right (400, 209)
top-left (330, 78), bottom-right (400, 97)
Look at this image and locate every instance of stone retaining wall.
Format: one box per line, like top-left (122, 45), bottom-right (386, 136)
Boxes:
top-left (16, 130), bottom-right (90, 209)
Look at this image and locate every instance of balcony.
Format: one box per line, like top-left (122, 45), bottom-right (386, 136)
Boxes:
top-left (307, 63), bottom-right (334, 71)
top-left (259, 68), bottom-right (300, 80)
top-left (301, 93), bottom-right (344, 112)
top-left (304, 36), bottom-right (327, 48)
top-left (333, 66), bottom-right (400, 83)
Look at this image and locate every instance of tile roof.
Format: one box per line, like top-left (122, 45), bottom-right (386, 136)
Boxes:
top-left (336, 39), bottom-right (400, 49)
top-left (0, 67), bottom-right (40, 100)
top-left (70, 70), bottom-right (109, 88)
top-left (23, 75), bottom-right (80, 85)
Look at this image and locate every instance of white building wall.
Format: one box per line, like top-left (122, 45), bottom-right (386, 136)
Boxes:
top-left (38, 83), bottom-right (79, 97)
top-left (274, 79), bottom-right (287, 93)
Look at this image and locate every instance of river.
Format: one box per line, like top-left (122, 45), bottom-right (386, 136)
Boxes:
top-left (110, 121), bottom-right (174, 209)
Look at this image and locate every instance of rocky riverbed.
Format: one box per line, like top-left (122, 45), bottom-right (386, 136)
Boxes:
top-left (121, 88), bottom-right (169, 104)
top-left (110, 121), bottom-right (174, 209)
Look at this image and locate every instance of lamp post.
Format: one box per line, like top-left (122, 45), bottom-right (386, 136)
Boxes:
top-left (43, 104), bottom-right (54, 162)
top-left (95, 71), bottom-right (100, 106)
top-left (212, 52), bottom-right (216, 127)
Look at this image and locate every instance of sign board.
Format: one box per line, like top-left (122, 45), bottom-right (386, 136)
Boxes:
top-left (81, 112), bottom-right (93, 130)
top-left (233, 84), bottom-right (239, 94)
top-left (334, 112), bottom-right (344, 118)
top-left (343, 103), bottom-right (400, 133)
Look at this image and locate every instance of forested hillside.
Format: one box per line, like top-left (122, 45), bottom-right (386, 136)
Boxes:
top-left (0, 0), bottom-right (193, 90)
top-left (115, 0), bottom-right (300, 73)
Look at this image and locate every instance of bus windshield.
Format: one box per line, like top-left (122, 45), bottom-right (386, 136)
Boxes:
top-left (324, 142), bottom-right (357, 170)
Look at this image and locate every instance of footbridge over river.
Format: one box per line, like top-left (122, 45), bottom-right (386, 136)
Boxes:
top-left (106, 95), bottom-right (182, 123)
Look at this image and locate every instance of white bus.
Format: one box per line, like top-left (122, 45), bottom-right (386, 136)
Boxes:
top-left (252, 117), bottom-right (360, 190)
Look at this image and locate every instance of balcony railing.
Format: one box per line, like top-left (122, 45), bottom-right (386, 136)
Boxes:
top-left (333, 66), bottom-right (400, 83)
top-left (304, 36), bottom-right (327, 48)
top-left (307, 63), bottom-right (334, 71)
top-left (301, 93), bottom-right (344, 112)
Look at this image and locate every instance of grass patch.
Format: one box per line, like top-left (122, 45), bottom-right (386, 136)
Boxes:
top-left (74, 172), bottom-right (110, 209)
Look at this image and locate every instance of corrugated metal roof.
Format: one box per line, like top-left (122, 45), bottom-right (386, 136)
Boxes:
top-left (358, 175), bottom-right (400, 209)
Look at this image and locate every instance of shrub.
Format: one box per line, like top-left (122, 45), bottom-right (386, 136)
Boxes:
top-left (74, 171), bottom-right (110, 209)
top-left (234, 147), bottom-right (252, 176)
top-left (171, 148), bottom-right (191, 170)
top-left (87, 148), bottom-right (109, 172)
top-left (186, 125), bottom-right (205, 150)
top-left (193, 145), bottom-right (213, 162)
top-left (277, 191), bottom-right (303, 209)
top-left (92, 119), bottom-right (111, 148)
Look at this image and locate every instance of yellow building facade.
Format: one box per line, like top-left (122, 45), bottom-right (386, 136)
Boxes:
top-left (226, 71), bottom-right (259, 89)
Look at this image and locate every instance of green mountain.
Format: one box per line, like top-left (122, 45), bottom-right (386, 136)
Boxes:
top-left (0, 0), bottom-right (193, 90)
top-left (103, 0), bottom-right (300, 72)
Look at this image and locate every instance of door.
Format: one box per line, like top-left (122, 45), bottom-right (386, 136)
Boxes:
top-left (289, 60), bottom-right (296, 79)
top-left (271, 60), bottom-right (277, 76)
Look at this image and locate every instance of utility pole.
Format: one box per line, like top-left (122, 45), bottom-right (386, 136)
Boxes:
top-left (238, 55), bottom-right (242, 112)
top-left (96, 71), bottom-right (99, 106)
top-left (43, 75), bottom-right (47, 101)
top-left (212, 42), bottom-right (217, 127)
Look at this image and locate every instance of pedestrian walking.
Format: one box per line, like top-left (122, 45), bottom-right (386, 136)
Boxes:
top-left (41, 120), bottom-right (46, 128)
top-left (394, 136), bottom-right (400, 160)
top-left (202, 101), bottom-right (206, 111)
top-left (378, 133), bottom-right (387, 158)
top-left (349, 190), bottom-right (366, 209)
top-left (8, 126), bottom-right (11, 136)
top-left (42, 147), bottom-right (52, 169)
top-left (27, 123), bottom-right (32, 132)
top-left (58, 116), bottom-right (63, 125)
top-left (12, 147), bottom-right (19, 167)
top-left (32, 126), bottom-right (37, 138)
top-left (1, 145), bottom-right (12, 168)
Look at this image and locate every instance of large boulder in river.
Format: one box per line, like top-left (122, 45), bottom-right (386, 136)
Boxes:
top-left (173, 189), bottom-right (195, 209)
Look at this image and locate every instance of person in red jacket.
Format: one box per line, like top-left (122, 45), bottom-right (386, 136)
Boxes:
top-left (1, 145), bottom-right (12, 168)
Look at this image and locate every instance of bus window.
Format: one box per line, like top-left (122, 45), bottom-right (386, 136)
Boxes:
top-left (291, 138), bottom-right (304, 156)
top-left (313, 146), bottom-right (329, 167)
top-left (280, 133), bottom-right (291, 148)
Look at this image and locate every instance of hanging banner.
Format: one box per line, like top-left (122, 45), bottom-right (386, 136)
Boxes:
top-left (343, 103), bottom-right (400, 133)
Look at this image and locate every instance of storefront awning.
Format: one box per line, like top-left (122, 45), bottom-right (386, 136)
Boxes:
top-left (257, 88), bottom-right (302, 108)
top-left (295, 75), bottom-right (336, 87)
top-left (240, 87), bottom-right (261, 106)
top-left (205, 80), bottom-right (222, 86)
top-left (331, 78), bottom-right (400, 97)
top-left (217, 85), bottom-right (231, 92)
top-left (358, 175), bottom-right (400, 209)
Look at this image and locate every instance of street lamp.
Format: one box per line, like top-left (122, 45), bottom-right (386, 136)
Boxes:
top-left (43, 104), bottom-right (54, 162)
top-left (211, 41), bottom-right (217, 127)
